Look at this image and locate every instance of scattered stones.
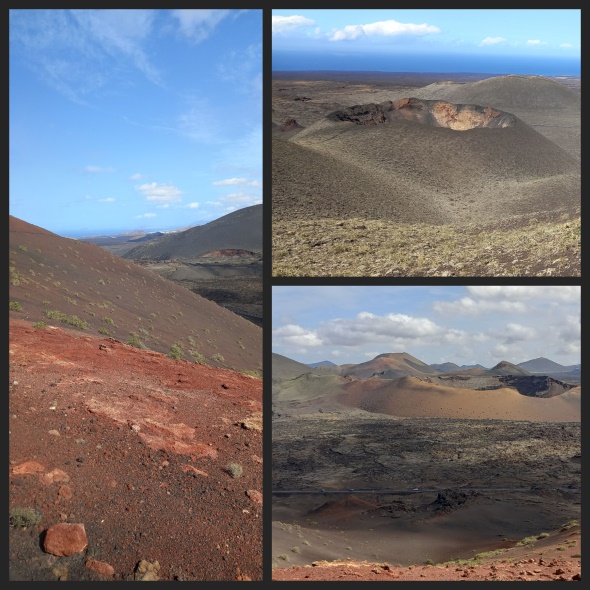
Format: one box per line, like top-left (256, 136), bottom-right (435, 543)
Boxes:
top-left (246, 489), bottom-right (262, 504)
top-left (43, 523), bottom-right (88, 557)
top-left (12, 461), bottom-right (45, 475)
top-left (134, 559), bottom-right (161, 581)
top-left (86, 559), bottom-right (115, 577)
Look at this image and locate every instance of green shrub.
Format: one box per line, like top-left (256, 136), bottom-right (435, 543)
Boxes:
top-left (18, 245), bottom-right (28, 251)
top-left (98, 327), bottom-right (111, 336)
top-left (10, 507), bottom-right (42, 528)
top-left (211, 353), bottom-right (225, 363)
top-left (241, 370), bottom-right (261, 378)
top-left (103, 317), bottom-right (114, 325)
top-left (127, 333), bottom-right (146, 349)
top-left (189, 350), bottom-right (207, 365)
top-left (33, 321), bottom-right (47, 329)
top-left (225, 463), bottom-right (243, 478)
top-left (168, 343), bottom-right (184, 360)
top-left (9, 301), bottom-right (22, 311)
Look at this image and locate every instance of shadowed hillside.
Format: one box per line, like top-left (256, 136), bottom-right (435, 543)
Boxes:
top-left (123, 205), bottom-right (262, 261)
top-left (9, 216), bottom-right (261, 375)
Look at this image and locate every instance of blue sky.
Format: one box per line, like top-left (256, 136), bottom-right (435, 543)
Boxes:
top-left (9, 9), bottom-right (262, 237)
top-left (272, 9), bottom-right (580, 72)
top-left (272, 286), bottom-right (581, 368)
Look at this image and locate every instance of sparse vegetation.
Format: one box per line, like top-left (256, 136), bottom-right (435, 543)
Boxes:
top-left (291, 546), bottom-right (301, 554)
top-left (168, 343), bottom-right (184, 360)
top-left (9, 301), bottom-right (23, 311)
top-left (225, 463), bottom-right (243, 478)
top-left (273, 212), bottom-right (580, 277)
top-left (127, 332), bottom-right (146, 349)
top-left (98, 327), bottom-right (111, 336)
top-left (44, 310), bottom-right (89, 330)
top-left (189, 350), bottom-right (208, 365)
top-left (33, 321), bottom-right (47, 329)
top-left (211, 353), bottom-right (225, 363)
top-left (10, 507), bottom-right (42, 528)
top-left (103, 317), bottom-right (115, 325)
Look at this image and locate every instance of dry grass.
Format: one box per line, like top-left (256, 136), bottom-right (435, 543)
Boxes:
top-left (272, 212), bottom-right (579, 277)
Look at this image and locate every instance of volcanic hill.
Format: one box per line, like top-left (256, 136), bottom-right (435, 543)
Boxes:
top-left (9, 215), bottom-right (261, 374)
top-left (123, 204), bottom-right (262, 261)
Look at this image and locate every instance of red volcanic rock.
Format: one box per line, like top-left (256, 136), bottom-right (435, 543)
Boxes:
top-left (86, 559), bottom-right (115, 577)
top-left (43, 523), bottom-right (88, 556)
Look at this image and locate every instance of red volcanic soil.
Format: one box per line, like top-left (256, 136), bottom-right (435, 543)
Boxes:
top-left (9, 319), bottom-right (262, 581)
top-left (273, 521), bottom-right (581, 581)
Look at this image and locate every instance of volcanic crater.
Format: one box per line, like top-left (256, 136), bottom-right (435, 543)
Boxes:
top-left (328, 98), bottom-right (516, 130)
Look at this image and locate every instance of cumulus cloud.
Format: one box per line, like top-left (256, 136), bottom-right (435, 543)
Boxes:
top-left (213, 177), bottom-right (261, 187)
top-left (171, 9), bottom-right (230, 42)
top-left (272, 324), bottom-right (322, 347)
top-left (330, 19), bottom-right (440, 41)
top-left (527, 39), bottom-right (547, 45)
top-left (433, 296), bottom-right (526, 315)
top-left (135, 182), bottom-right (183, 203)
top-left (466, 286), bottom-right (580, 303)
top-left (503, 323), bottom-right (537, 344)
top-left (186, 202), bottom-right (200, 208)
top-left (272, 15), bottom-right (315, 34)
top-left (480, 36), bottom-right (507, 46)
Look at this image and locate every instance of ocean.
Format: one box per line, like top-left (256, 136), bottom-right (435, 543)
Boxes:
top-left (272, 50), bottom-right (580, 77)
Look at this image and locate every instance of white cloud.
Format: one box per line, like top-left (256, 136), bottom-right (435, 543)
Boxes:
top-left (135, 212), bottom-right (156, 218)
top-left (130, 173), bottom-right (144, 181)
top-left (272, 324), bottom-right (322, 347)
top-left (330, 19), bottom-right (440, 41)
top-left (503, 323), bottom-right (537, 344)
top-left (218, 192), bottom-right (262, 207)
top-left (433, 296), bottom-right (526, 315)
top-left (466, 286), bottom-right (580, 303)
top-left (272, 15), bottom-right (315, 34)
top-left (213, 178), bottom-right (261, 187)
top-left (480, 36), bottom-right (507, 46)
top-left (186, 202), bottom-right (200, 208)
top-left (559, 43), bottom-right (573, 48)
top-left (527, 39), bottom-right (547, 45)
top-left (171, 9), bottom-right (230, 42)
top-left (97, 197), bottom-right (115, 202)
top-left (135, 182), bottom-right (183, 203)
top-left (85, 165), bottom-right (115, 174)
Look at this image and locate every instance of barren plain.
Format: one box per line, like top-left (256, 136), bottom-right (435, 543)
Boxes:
top-left (272, 72), bottom-right (580, 276)
top-left (272, 354), bottom-right (581, 581)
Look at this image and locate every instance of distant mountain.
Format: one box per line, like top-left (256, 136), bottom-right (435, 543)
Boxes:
top-left (307, 360), bottom-right (337, 368)
top-left (342, 352), bottom-right (440, 379)
top-left (124, 204), bottom-right (262, 260)
top-left (272, 353), bottom-right (316, 382)
top-left (518, 357), bottom-right (578, 374)
top-left (430, 362), bottom-right (459, 372)
top-left (431, 362), bottom-right (489, 371)
top-left (489, 361), bottom-right (531, 376)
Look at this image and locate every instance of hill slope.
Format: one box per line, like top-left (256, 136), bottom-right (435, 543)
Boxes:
top-left (9, 319), bottom-right (262, 581)
top-left (123, 205), bottom-right (262, 260)
top-left (9, 215), bottom-right (261, 374)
